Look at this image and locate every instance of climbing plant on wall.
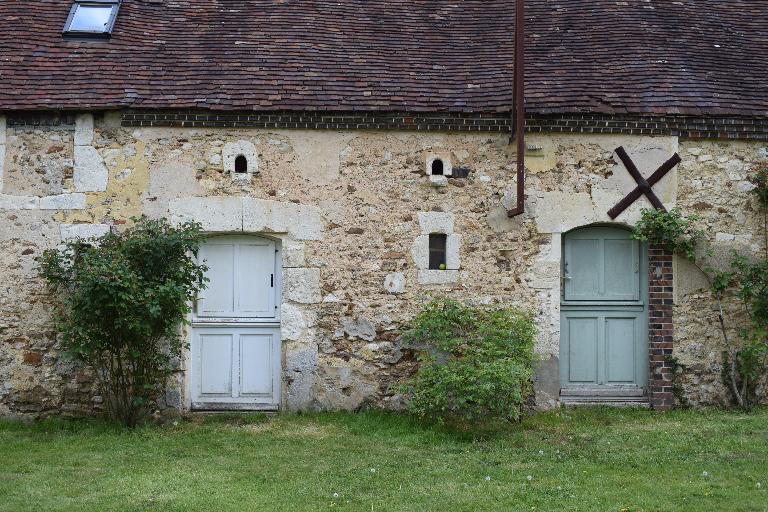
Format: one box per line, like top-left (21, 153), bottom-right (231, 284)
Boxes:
top-left (38, 218), bottom-right (208, 427)
top-left (715, 162), bottom-right (768, 409)
top-left (633, 162), bottom-right (768, 410)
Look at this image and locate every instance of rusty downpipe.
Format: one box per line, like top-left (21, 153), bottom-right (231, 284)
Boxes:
top-left (507, 0), bottom-right (525, 217)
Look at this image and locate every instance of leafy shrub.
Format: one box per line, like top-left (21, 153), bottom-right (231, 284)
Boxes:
top-left (38, 217), bottom-right (208, 427)
top-left (400, 298), bottom-right (536, 426)
top-left (632, 207), bottom-right (704, 261)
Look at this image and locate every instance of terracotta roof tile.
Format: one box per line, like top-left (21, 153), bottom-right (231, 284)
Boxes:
top-left (0, 0), bottom-right (766, 115)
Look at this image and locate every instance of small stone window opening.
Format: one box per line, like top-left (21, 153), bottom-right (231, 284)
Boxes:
top-left (428, 233), bottom-right (447, 270)
top-left (234, 155), bottom-right (248, 174)
top-left (431, 158), bottom-right (444, 176)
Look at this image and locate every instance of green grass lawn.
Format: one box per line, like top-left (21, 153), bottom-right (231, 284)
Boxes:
top-left (1, 408), bottom-right (766, 512)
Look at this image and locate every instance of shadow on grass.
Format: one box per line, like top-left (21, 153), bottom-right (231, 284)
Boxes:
top-left (2, 405), bottom-right (763, 442)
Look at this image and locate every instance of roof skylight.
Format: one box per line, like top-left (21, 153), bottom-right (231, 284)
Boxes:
top-left (63, 0), bottom-right (121, 36)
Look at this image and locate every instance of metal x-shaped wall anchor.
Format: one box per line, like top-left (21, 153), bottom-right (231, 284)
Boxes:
top-left (607, 146), bottom-right (681, 219)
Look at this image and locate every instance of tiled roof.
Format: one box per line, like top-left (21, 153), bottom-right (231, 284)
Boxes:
top-left (0, 0), bottom-right (766, 116)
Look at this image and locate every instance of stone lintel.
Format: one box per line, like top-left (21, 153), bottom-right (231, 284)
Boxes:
top-left (170, 196), bottom-right (323, 241)
top-left (170, 196), bottom-right (243, 232)
top-left (242, 198), bottom-right (322, 240)
top-left (417, 211), bottom-right (454, 234)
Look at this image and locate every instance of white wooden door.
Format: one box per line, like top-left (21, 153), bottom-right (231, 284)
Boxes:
top-left (197, 237), bottom-right (277, 318)
top-left (191, 236), bottom-right (281, 410)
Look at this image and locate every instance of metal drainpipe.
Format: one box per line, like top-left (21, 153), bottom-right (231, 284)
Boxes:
top-left (507, 0), bottom-right (525, 217)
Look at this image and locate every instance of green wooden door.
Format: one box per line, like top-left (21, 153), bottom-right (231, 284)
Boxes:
top-left (560, 227), bottom-right (647, 391)
top-left (563, 227), bottom-right (640, 302)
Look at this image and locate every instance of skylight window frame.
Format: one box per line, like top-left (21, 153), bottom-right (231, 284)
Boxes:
top-left (62, 0), bottom-right (122, 38)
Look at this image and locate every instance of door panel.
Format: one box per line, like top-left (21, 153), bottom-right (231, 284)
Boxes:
top-left (240, 333), bottom-right (275, 396)
top-left (567, 317), bottom-right (599, 384)
top-left (199, 332), bottom-right (233, 395)
top-left (199, 243), bottom-right (235, 315)
top-left (564, 227), bottom-right (639, 302)
top-left (566, 238), bottom-right (601, 300)
top-left (192, 326), bottom-right (280, 407)
top-left (603, 238), bottom-right (639, 300)
top-left (237, 242), bottom-right (275, 316)
top-left (197, 237), bottom-right (276, 319)
top-left (605, 316), bottom-right (637, 383)
top-left (561, 309), bottom-right (646, 388)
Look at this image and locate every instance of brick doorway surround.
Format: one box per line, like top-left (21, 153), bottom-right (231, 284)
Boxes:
top-left (648, 245), bottom-right (674, 410)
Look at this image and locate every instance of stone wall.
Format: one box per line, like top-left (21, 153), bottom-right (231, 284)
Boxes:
top-left (673, 141), bottom-right (768, 406)
top-left (0, 111), bottom-right (765, 417)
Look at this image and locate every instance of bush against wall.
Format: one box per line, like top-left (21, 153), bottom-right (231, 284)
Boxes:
top-left (400, 298), bottom-right (536, 426)
top-left (38, 218), bottom-right (208, 427)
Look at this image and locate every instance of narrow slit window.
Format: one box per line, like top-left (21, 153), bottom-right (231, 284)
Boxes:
top-left (63, 0), bottom-right (121, 36)
top-left (428, 233), bottom-right (447, 270)
top-left (234, 155), bottom-right (248, 174)
top-left (431, 159), bottom-right (444, 176)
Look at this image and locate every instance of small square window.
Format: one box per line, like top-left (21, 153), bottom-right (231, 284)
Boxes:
top-left (428, 234), bottom-right (447, 270)
top-left (63, 1), bottom-right (121, 36)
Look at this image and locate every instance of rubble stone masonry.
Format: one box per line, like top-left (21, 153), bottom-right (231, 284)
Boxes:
top-left (0, 111), bottom-right (765, 417)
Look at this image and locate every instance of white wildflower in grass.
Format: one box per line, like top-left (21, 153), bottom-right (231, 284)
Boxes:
top-left (370, 468), bottom-right (376, 473)
top-left (702, 471), bottom-right (709, 478)
top-left (332, 493), bottom-right (339, 498)
top-left (537, 450), bottom-right (544, 456)
top-left (527, 475), bottom-right (533, 482)
top-left (485, 476), bottom-right (491, 481)
top-left (757, 482), bottom-right (762, 489)
top-left (172, 421), bottom-right (179, 426)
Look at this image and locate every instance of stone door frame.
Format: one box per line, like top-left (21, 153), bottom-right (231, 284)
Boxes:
top-left (170, 196), bottom-right (324, 412)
